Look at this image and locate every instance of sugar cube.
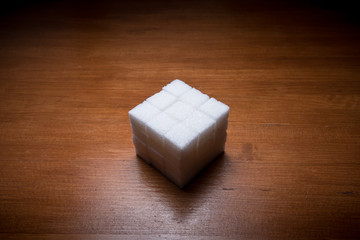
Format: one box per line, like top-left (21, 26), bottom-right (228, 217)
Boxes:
top-left (128, 79), bottom-right (230, 188)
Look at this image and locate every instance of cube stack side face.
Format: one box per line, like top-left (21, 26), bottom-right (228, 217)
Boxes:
top-left (128, 79), bottom-right (229, 188)
top-left (132, 135), bottom-right (149, 163)
top-left (128, 102), bottom-right (160, 142)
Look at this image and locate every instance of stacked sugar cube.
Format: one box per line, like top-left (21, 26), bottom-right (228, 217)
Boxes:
top-left (129, 79), bottom-right (229, 188)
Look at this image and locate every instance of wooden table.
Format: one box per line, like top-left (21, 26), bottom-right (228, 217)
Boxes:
top-left (1, 0), bottom-right (359, 239)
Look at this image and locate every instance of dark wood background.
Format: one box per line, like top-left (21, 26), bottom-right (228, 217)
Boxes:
top-left (1, 0), bottom-right (359, 239)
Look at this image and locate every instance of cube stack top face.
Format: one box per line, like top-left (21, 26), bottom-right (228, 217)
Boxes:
top-left (129, 79), bottom-right (229, 187)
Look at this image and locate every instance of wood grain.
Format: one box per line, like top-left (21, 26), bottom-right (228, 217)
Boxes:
top-left (1, 0), bottom-right (359, 239)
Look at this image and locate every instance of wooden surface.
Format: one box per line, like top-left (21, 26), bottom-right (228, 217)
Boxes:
top-left (1, 0), bottom-right (360, 239)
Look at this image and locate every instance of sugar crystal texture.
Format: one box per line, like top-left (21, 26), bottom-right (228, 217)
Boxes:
top-left (129, 79), bottom-right (230, 188)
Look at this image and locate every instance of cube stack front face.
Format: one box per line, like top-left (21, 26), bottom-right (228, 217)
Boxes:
top-left (129, 79), bottom-right (229, 188)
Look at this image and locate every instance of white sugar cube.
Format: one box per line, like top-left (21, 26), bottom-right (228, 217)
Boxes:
top-left (128, 101), bottom-right (160, 142)
top-left (162, 79), bottom-right (192, 97)
top-left (146, 90), bottom-right (176, 110)
top-left (164, 101), bottom-right (195, 121)
top-left (128, 79), bottom-right (230, 188)
top-left (179, 88), bottom-right (209, 107)
top-left (147, 112), bottom-right (178, 152)
top-left (199, 97), bottom-right (229, 139)
top-left (132, 135), bottom-right (149, 163)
